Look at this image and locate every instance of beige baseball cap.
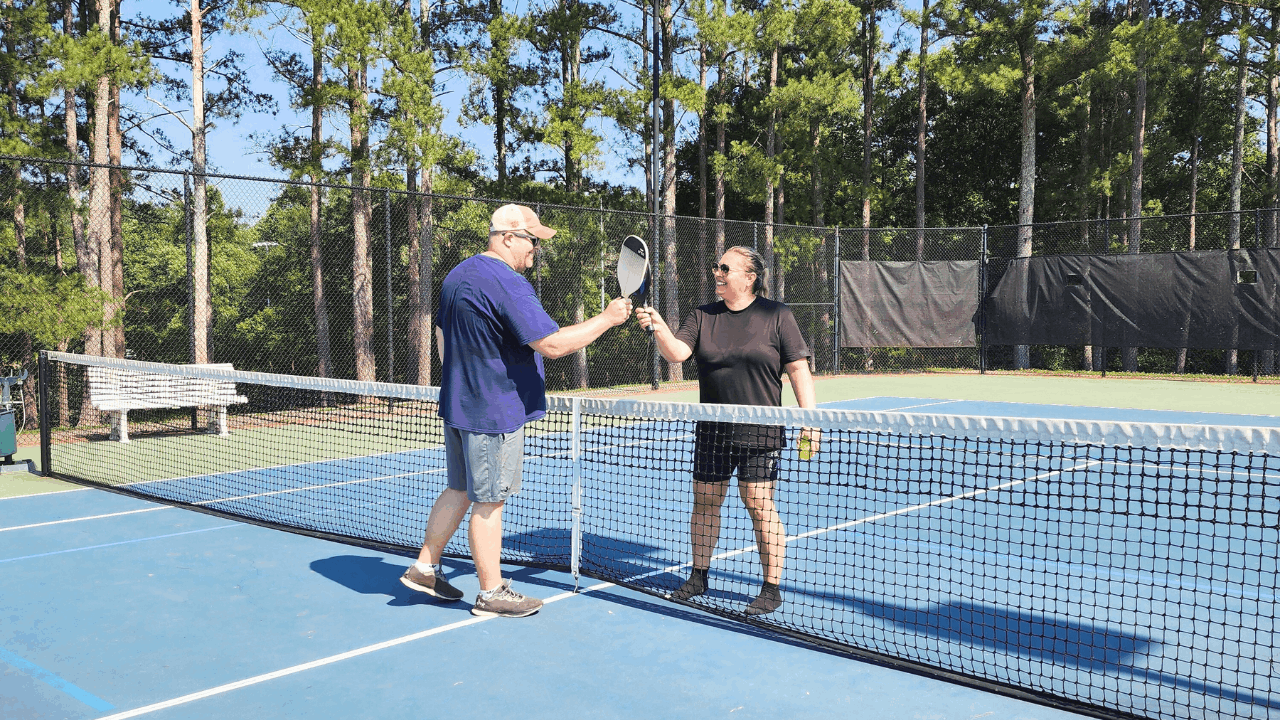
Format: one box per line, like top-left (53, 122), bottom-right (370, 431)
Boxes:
top-left (490, 204), bottom-right (556, 240)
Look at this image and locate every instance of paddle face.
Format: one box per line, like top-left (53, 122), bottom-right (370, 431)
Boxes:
top-left (617, 235), bottom-right (650, 303)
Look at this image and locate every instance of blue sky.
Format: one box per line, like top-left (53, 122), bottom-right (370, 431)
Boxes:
top-left (122, 0), bottom-right (924, 221)
top-left (127, 0), bottom-right (653, 195)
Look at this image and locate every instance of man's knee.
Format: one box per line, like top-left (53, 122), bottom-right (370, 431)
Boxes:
top-left (471, 500), bottom-right (505, 521)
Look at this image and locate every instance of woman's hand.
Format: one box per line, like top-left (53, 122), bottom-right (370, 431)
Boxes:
top-left (634, 305), bottom-right (668, 334)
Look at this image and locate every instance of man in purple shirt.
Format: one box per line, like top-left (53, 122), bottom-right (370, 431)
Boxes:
top-left (400, 204), bottom-right (632, 618)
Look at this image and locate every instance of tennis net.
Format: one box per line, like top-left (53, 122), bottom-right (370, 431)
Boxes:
top-left (38, 351), bottom-right (1280, 720)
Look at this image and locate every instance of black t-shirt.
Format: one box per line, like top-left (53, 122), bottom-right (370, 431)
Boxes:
top-left (673, 297), bottom-right (811, 448)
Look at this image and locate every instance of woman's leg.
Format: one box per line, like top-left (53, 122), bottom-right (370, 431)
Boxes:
top-left (739, 480), bottom-right (785, 585)
top-left (690, 480), bottom-right (730, 570)
top-left (671, 480), bottom-right (729, 600)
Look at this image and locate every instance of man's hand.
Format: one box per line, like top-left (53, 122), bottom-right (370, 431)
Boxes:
top-left (603, 297), bottom-right (633, 326)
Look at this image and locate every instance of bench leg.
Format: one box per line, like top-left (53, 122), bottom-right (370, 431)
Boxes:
top-left (110, 411), bottom-right (131, 443)
top-left (204, 407), bottom-right (230, 437)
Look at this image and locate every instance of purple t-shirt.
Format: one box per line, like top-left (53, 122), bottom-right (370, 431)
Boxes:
top-left (437, 254), bottom-right (559, 433)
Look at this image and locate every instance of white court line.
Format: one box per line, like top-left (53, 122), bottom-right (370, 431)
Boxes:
top-left (92, 581), bottom-right (616, 720)
top-left (719, 458), bottom-right (1103, 561)
top-left (0, 487), bottom-right (90, 501)
top-left (68, 457), bottom-right (1102, 720)
top-left (0, 506), bottom-right (169, 533)
top-left (879, 399), bottom-right (963, 413)
top-left (0, 468), bottom-right (448, 533)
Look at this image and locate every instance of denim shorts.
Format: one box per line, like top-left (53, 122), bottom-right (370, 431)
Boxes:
top-left (443, 424), bottom-right (524, 503)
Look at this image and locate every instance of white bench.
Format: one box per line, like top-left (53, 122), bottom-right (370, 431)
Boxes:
top-left (87, 364), bottom-right (248, 443)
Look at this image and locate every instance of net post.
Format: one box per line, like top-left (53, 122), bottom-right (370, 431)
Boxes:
top-left (569, 397), bottom-right (583, 591)
top-left (38, 351), bottom-right (51, 477)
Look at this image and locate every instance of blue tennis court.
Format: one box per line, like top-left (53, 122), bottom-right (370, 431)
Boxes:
top-left (8, 386), bottom-right (1279, 719)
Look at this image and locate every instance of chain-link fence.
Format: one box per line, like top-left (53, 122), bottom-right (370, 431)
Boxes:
top-left (3, 155), bottom-right (1278, 437)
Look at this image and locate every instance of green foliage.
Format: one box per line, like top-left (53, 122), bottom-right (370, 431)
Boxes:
top-left (0, 267), bottom-right (108, 352)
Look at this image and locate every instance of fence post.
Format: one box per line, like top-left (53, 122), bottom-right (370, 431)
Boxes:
top-left (833, 227), bottom-right (841, 375)
top-left (651, 213), bottom-right (661, 390)
top-left (979, 225), bottom-right (987, 374)
top-left (385, 188), bottom-right (394, 384)
top-left (38, 351), bottom-right (50, 477)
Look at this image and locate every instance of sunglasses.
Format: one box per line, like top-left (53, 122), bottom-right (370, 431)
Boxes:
top-left (710, 263), bottom-right (752, 275)
top-left (498, 229), bottom-right (539, 246)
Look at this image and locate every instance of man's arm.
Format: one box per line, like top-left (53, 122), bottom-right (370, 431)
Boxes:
top-left (435, 325), bottom-right (445, 364)
top-left (529, 297), bottom-right (632, 359)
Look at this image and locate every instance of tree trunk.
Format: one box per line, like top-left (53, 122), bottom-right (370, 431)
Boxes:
top-left (491, 0), bottom-right (507, 190)
top-left (109, 1), bottom-right (124, 358)
top-left (1179, 35), bottom-right (1210, 373)
top-left (915, 0), bottom-right (929, 258)
top-left (1266, 9), bottom-right (1279, 374)
top-left (309, 44), bottom-right (332, 380)
top-left (63, 0), bottom-right (86, 285)
top-left (351, 63), bottom-right (377, 383)
top-left (764, 42), bottom-right (779, 298)
top-left (1081, 92), bottom-right (1093, 369)
top-left (662, 0), bottom-right (681, 381)
top-left (698, 35), bottom-right (709, 304)
top-left (89, 0), bottom-right (112, 363)
top-left (1013, 33), bottom-right (1036, 370)
top-left (715, 104), bottom-right (726, 261)
top-left (810, 118), bottom-right (823, 227)
top-left (1227, 24), bottom-right (1248, 375)
top-left (189, 0), bottom-right (211, 364)
top-left (1122, 0), bottom-right (1147, 373)
top-left (776, 182), bottom-right (786, 301)
top-left (422, 169), bottom-right (442, 384)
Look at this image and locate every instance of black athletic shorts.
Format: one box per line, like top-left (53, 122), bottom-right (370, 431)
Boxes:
top-left (692, 437), bottom-right (780, 484)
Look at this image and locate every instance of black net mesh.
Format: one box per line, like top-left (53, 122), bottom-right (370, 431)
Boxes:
top-left (41, 351), bottom-right (1280, 720)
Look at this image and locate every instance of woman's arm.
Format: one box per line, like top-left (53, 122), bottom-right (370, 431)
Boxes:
top-left (785, 358), bottom-right (821, 455)
top-left (784, 358), bottom-right (816, 409)
top-left (635, 306), bottom-right (694, 363)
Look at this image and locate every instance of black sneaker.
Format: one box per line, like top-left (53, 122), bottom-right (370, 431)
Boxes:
top-left (745, 583), bottom-right (783, 616)
top-left (471, 580), bottom-right (543, 618)
top-left (668, 568), bottom-right (708, 601)
top-left (400, 564), bottom-right (464, 601)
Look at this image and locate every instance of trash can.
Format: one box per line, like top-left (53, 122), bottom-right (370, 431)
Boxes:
top-left (0, 408), bottom-right (15, 459)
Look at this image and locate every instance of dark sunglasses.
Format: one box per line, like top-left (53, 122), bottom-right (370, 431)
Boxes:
top-left (500, 229), bottom-right (539, 246)
top-left (710, 263), bottom-right (752, 275)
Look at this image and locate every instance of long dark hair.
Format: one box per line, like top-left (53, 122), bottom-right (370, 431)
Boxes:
top-left (728, 246), bottom-right (768, 296)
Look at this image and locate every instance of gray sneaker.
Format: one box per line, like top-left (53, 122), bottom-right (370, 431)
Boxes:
top-left (400, 564), bottom-right (464, 601)
top-left (471, 579), bottom-right (543, 618)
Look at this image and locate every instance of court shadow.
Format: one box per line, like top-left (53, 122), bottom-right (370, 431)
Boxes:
top-left (309, 555), bottom-right (472, 609)
top-left (507, 527), bottom-right (758, 604)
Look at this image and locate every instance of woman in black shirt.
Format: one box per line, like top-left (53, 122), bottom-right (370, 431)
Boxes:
top-left (635, 246), bottom-right (819, 616)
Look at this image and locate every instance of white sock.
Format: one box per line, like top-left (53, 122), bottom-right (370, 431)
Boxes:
top-left (479, 583), bottom-right (504, 599)
top-left (414, 561), bottom-right (442, 577)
